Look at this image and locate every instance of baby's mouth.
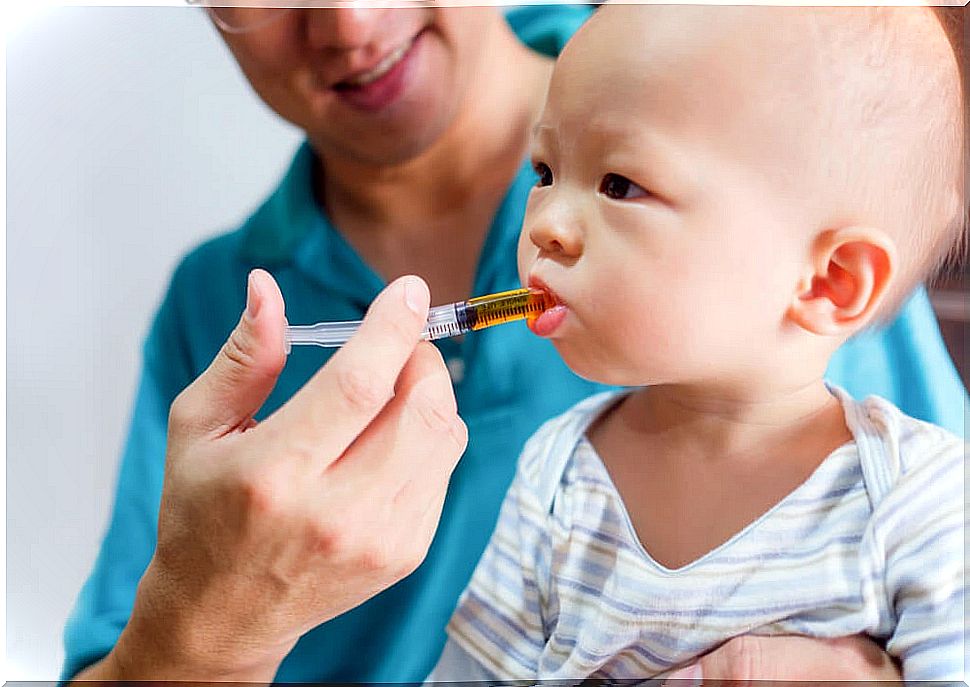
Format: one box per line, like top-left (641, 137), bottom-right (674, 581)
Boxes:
top-left (527, 276), bottom-right (564, 308)
top-left (526, 277), bottom-right (568, 337)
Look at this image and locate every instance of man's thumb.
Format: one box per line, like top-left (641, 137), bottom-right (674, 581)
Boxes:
top-left (176, 269), bottom-right (288, 436)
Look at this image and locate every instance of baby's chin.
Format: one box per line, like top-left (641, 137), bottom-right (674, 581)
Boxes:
top-left (554, 342), bottom-right (643, 387)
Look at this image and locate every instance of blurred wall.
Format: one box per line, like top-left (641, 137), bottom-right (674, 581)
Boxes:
top-left (6, 7), bottom-right (301, 678)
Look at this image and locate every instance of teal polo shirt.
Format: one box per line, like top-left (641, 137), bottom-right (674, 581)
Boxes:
top-left (62, 5), bottom-right (966, 683)
top-left (62, 10), bottom-right (604, 683)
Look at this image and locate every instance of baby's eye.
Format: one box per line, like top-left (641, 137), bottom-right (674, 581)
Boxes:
top-left (599, 173), bottom-right (648, 200)
top-left (533, 161), bottom-right (554, 188)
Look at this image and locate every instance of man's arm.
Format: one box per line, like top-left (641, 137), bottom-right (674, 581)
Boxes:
top-left (65, 273), bottom-right (467, 682)
top-left (666, 634), bottom-right (901, 683)
top-left (61, 271), bottom-right (192, 682)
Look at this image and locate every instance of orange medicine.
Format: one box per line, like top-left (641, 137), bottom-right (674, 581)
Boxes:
top-left (461, 288), bottom-right (558, 331)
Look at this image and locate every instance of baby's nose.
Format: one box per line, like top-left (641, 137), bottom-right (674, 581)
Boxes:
top-left (527, 214), bottom-right (584, 258)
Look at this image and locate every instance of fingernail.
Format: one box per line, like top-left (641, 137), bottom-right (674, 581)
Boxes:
top-left (667, 663), bottom-right (702, 686)
top-left (403, 276), bottom-right (428, 315)
top-left (246, 270), bottom-right (261, 319)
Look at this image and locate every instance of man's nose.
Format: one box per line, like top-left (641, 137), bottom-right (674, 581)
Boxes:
top-left (304, 6), bottom-right (389, 52)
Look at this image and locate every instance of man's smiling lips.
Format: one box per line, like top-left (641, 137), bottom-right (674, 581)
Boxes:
top-left (527, 276), bottom-right (568, 337)
top-left (326, 29), bottom-right (427, 112)
top-left (333, 34), bottom-right (417, 88)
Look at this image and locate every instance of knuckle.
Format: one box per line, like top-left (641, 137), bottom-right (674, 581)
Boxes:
top-left (415, 340), bottom-right (448, 372)
top-left (221, 326), bottom-right (259, 372)
top-left (234, 464), bottom-right (294, 519)
top-left (423, 348), bottom-right (459, 412)
top-left (410, 392), bottom-right (458, 436)
top-left (307, 519), bottom-right (345, 558)
top-left (167, 388), bottom-right (209, 440)
top-left (449, 416), bottom-right (469, 454)
top-left (406, 366), bottom-right (461, 437)
top-left (287, 441), bottom-right (317, 466)
top-left (168, 391), bottom-right (193, 430)
top-left (402, 536), bottom-right (432, 577)
top-left (358, 538), bottom-right (394, 574)
top-left (435, 415), bottom-right (470, 461)
top-left (396, 548), bottom-right (424, 579)
top-left (334, 366), bottom-right (391, 415)
top-left (237, 471), bottom-right (280, 516)
top-left (385, 310), bottom-right (419, 346)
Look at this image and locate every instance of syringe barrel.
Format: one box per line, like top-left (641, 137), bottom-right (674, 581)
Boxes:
top-left (463, 288), bottom-right (554, 331)
top-left (284, 288), bottom-right (552, 350)
top-left (423, 302), bottom-right (469, 341)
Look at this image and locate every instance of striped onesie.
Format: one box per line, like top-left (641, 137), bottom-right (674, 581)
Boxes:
top-left (428, 388), bottom-right (966, 682)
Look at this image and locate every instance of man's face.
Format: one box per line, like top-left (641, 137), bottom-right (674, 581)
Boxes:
top-left (216, 7), bottom-right (499, 166)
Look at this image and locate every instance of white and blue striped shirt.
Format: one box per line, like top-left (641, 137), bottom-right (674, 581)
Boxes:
top-left (430, 388), bottom-right (966, 682)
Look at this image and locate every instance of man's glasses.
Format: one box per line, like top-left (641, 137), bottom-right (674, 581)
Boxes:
top-left (186, 0), bottom-right (441, 34)
top-left (186, 1), bottom-right (296, 34)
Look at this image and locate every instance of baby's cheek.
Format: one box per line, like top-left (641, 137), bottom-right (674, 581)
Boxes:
top-left (613, 301), bottom-right (694, 379)
top-left (515, 230), bottom-right (535, 284)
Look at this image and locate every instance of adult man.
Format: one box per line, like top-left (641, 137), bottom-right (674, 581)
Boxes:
top-left (65, 5), bottom-right (961, 682)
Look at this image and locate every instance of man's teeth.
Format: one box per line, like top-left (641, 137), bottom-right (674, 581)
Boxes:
top-left (344, 40), bottom-right (412, 87)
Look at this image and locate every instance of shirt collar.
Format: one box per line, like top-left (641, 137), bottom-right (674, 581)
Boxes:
top-left (240, 138), bottom-right (536, 307)
top-left (239, 140), bottom-right (381, 305)
top-left (237, 5), bottom-right (590, 301)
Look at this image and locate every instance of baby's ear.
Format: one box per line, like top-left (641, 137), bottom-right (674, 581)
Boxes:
top-left (787, 228), bottom-right (897, 336)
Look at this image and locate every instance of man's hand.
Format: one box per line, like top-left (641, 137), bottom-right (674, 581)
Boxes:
top-left (80, 270), bottom-right (467, 682)
top-left (665, 634), bottom-right (901, 684)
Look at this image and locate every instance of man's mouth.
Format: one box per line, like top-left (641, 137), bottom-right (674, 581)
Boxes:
top-left (334, 35), bottom-right (417, 90)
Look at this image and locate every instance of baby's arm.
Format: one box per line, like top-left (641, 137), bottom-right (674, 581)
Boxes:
top-left (427, 417), bottom-right (566, 680)
top-left (880, 434), bottom-right (965, 681)
top-left (426, 637), bottom-right (501, 682)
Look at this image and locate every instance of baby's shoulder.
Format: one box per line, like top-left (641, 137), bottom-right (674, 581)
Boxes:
top-left (517, 390), bottom-right (626, 494)
top-left (845, 395), bottom-right (965, 584)
top-left (841, 393), bottom-right (965, 538)
top-left (851, 393), bottom-right (964, 481)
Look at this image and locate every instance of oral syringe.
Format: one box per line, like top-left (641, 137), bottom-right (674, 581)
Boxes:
top-left (285, 287), bottom-right (556, 350)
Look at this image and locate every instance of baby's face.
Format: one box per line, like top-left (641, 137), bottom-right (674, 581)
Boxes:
top-left (518, 5), bottom-right (830, 387)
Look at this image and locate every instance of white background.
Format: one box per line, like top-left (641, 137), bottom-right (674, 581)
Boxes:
top-left (5, 2), bottom-right (967, 682)
top-left (6, 7), bottom-right (301, 677)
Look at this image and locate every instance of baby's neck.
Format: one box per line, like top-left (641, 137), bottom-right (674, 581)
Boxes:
top-left (614, 380), bottom-right (851, 462)
top-left (588, 379), bottom-right (854, 570)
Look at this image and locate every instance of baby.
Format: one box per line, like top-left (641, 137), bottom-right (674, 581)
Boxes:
top-left (428, 4), bottom-right (965, 682)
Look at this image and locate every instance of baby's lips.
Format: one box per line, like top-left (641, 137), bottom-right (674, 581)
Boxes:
top-left (526, 275), bottom-right (565, 310)
top-left (526, 286), bottom-right (560, 316)
top-left (527, 303), bottom-right (568, 337)
top-left (523, 278), bottom-right (566, 336)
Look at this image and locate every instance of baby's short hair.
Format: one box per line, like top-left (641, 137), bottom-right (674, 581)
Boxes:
top-left (831, 7), bottom-right (966, 318)
top-left (924, 7), bottom-right (968, 288)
